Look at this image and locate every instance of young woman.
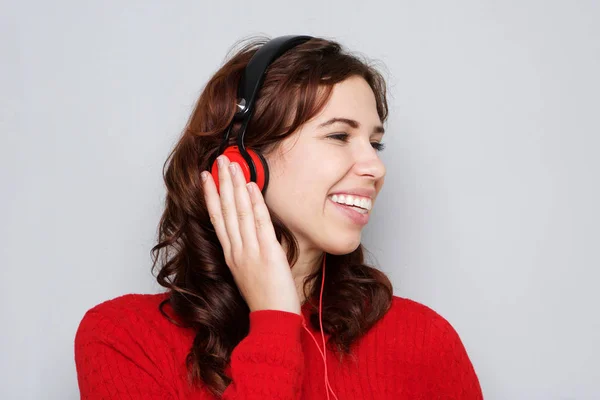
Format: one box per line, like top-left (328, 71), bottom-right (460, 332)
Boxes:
top-left (75, 35), bottom-right (483, 399)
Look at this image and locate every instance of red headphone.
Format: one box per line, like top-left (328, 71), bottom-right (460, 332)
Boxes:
top-left (210, 145), bottom-right (269, 195)
top-left (209, 35), bottom-right (313, 195)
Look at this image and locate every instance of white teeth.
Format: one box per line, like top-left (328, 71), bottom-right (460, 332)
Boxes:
top-left (329, 194), bottom-right (372, 211)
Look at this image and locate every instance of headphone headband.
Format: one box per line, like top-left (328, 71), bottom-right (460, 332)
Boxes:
top-left (234, 35), bottom-right (313, 120)
top-left (213, 35), bottom-right (313, 192)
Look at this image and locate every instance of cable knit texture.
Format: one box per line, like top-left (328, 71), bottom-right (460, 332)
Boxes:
top-left (74, 292), bottom-right (483, 399)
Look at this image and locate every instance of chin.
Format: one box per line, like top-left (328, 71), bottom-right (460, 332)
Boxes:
top-left (323, 233), bottom-right (362, 255)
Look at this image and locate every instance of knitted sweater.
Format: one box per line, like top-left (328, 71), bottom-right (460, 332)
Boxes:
top-left (74, 291), bottom-right (483, 399)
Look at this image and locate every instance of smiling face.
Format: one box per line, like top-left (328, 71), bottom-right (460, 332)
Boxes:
top-left (264, 75), bottom-right (386, 257)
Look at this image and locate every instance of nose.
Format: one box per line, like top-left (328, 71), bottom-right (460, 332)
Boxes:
top-left (352, 143), bottom-right (386, 181)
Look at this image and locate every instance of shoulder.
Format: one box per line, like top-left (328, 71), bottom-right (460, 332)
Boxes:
top-left (389, 295), bottom-right (454, 327)
top-left (74, 291), bottom-right (194, 352)
top-left (76, 292), bottom-right (171, 332)
top-left (388, 295), bottom-right (459, 330)
top-left (378, 297), bottom-right (483, 397)
top-left (74, 293), bottom-right (197, 398)
top-left (78, 291), bottom-right (171, 318)
top-left (370, 295), bottom-right (469, 351)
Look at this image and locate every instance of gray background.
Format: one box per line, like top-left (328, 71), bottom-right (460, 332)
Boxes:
top-left (2, 0), bottom-right (599, 399)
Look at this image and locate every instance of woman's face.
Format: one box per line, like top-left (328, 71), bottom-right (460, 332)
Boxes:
top-left (264, 76), bottom-right (386, 256)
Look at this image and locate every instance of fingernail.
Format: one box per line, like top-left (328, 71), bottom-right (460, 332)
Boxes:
top-left (201, 171), bottom-right (208, 182)
top-left (246, 182), bottom-right (253, 194)
top-left (229, 163), bottom-right (237, 176)
top-left (217, 156), bottom-right (224, 167)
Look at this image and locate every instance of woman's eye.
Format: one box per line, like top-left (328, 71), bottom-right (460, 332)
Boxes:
top-left (328, 133), bottom-right (350, 142)
top-left (328, 133), bottom-right (386, 152)
top-left (371, 142), bottom-right (386, 152)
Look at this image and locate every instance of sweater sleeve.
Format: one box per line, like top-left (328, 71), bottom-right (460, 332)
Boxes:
top-left (221, 309), bottom-right (305, 399)
top-left (427, 317), bottom-right (484, 399)
top-left (74, 310), bottom-right (176, 400)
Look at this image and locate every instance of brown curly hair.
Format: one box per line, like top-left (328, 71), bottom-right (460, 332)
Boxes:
top-left (150, 35), bottom-right (394, 398)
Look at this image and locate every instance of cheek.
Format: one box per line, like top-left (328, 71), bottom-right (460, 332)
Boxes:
top-left (265, 151), bottom-right (347, 209)
top-left (265, 174), bottom-right (326, 222)
top-left (275, 161), bottom-right (325, 194)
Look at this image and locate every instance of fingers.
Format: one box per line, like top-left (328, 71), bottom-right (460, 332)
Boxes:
top-left (245, 180), bottom-right (279, 252)
top-left (202, 156), bottom-right (239, 257)
top-left (202, 173), bottom-right (230, 255)
top-left (202, 155), bottom-right (279, 262)
top-left (229, 161), bottom-right (259, 252)
top-left (214, 156), bottom-right (243, 254)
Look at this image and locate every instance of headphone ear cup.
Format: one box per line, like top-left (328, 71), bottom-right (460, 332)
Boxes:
top-left (210, 146), bottom-right (269, 194)
top-left (254, 150), bottom-right (270, 194)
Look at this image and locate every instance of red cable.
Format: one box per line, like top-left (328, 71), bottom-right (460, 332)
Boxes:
top-left (301, 253), bottom-right (338, 400)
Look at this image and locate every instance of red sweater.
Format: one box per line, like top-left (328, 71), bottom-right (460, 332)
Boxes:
top-left (74, 292), bottom-right (483, 399)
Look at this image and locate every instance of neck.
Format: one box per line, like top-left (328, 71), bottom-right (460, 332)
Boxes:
top-left (285, 241), bottom-right (324, 305)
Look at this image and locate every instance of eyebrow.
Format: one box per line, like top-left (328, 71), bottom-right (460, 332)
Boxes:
top-left (317, 117), bottom-right (385, 135)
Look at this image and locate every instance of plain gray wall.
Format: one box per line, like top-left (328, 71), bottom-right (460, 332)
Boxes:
top-left (2, 0), bottom-right (599, 399)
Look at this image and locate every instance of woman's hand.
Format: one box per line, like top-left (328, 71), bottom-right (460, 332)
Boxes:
top-left (201, 155), bottom-right (301, 315)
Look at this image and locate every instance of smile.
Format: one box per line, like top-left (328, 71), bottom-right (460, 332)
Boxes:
top-left (327, 194), bottom-right (372, 211)
top-left (327, 195), bottom-right (371, 225)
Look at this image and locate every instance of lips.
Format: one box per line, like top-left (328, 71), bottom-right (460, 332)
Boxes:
top-left (328, 198), bottom-right (370, 225)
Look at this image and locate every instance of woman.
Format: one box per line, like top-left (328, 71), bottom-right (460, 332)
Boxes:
top-left (74, 35), bottom-right (483, 399)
